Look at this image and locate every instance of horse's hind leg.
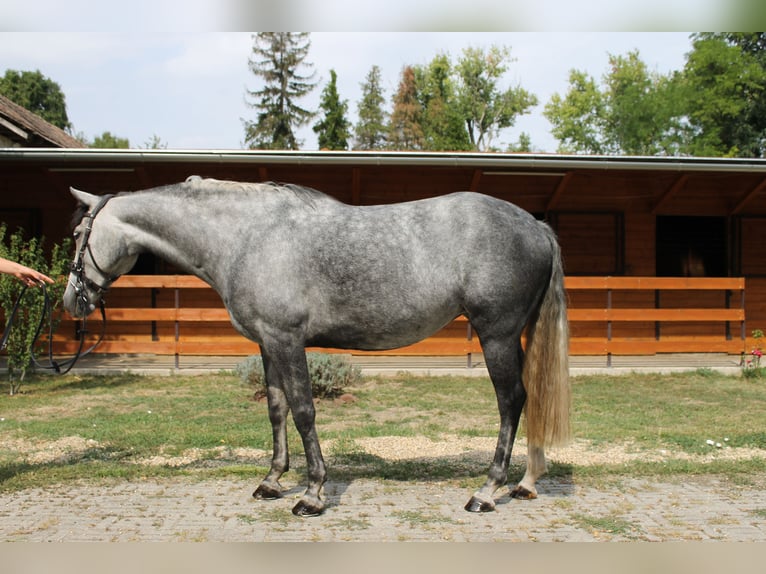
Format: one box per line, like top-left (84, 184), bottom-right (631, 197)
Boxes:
top-left (465, 335), bottom-right (526, 512)
top-left (510, 443), bottom-right (546, 499)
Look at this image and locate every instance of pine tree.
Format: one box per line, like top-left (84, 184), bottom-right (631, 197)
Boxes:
top-left (415, 54), bottom-right (471, 151)
top-left (353, 65), bottom-right (388, 150)
top-left (313, 69), bottom-right (351, 150)
top-left (243, 33), bottom-right (317, 150)
top-left (388, 66), bottom-right (424, 150)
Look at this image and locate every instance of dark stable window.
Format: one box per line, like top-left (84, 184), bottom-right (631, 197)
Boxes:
top-left (656, 216), bottom-right (727, 277)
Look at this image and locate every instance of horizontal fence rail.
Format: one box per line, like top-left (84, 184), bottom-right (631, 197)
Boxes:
top-left (42, 275), bottom-right (746, 365)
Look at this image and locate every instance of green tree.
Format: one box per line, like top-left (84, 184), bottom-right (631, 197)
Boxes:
top-left (0, 69), bottom-right (71, 131)
top-left (388, 66), bottom-right (424, 150)
top-left (0, 226), bottom-right (71, 393)
top-left (681, 35), bottom-right (766, 157)
top-left (544, 51), bottom-right (683, 155)
top-left (353, 65), bottom-right (388, 150)
top-left (142, 134), bottom-right (168, 149)
top-left (544, 69), bottom-right (607, 154)
top-left (414, 54), bottom-right (471, 151)
top-left (243, 32), bottom-right (317, 150)
top-left (90, 131), bottom-right (130, 148)
top-left (313, 69), bottom-right (351, 150)
top-left (454, 46), bottom-right (537, 151)
top-left (603, 51), bottom-right (683, 155)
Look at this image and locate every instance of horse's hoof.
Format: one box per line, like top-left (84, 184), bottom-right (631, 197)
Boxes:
top-left (292, 499), bottom-right (324, 517)
top-left (464, 496), bottom-right (495, 513)
top-left (253, 483), bottom-right (283, 500)
top-left (509, 486), bottom-right (537, 500)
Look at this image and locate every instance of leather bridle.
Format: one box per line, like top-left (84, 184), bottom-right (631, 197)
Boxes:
top-left (69, 194), bottom-right (117, 310)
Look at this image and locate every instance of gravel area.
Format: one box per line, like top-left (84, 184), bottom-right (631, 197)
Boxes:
top-left (2, 434), bottom-right (765, 542)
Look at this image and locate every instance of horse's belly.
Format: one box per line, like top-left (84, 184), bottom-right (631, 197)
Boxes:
top-left (306, 311), bottom-right (458, 351)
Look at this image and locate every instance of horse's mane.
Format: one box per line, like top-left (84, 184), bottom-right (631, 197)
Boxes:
top-left (182, 177), bottom-right (336, 208)
top-left (70, 178), bottom-right (335, 230)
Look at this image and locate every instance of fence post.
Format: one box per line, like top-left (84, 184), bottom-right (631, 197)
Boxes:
top-left (606, 287), bottom-right (612, 368)
top-left (174, 283), bottom-right (180, 370)
top-left (466, 320), bottom-right (473, 369)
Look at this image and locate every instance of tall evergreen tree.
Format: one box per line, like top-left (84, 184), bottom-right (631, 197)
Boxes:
top-left (353, 65), bottom-right (388, 150)
top-left (243, 33), bottom-right (317, 150)
top-left (388, 66), bottom-right (424, 150)
top-left (0, 69), bottom-right (71, 131)
top-left (313, 69), bottom-right (351, 150)
top-left (415, 54), bottom-right (471, 151)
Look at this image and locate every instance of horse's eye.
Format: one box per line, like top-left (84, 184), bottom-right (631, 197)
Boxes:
top-left (73, 231), bottom-right (81, 240)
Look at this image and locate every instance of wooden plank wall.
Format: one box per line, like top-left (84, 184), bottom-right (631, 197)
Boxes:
top-left (47, 275), bottom-right (747, 360)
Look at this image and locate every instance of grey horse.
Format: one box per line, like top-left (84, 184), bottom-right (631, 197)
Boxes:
top-left (63, 176), bottom-right (571, 517)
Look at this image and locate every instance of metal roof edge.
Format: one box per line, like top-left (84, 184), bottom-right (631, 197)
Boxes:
top-left (3, 148), bottom-right (766, 173)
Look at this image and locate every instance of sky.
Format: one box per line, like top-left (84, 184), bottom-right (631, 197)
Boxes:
top-left (0, 32), bottom-right (695, 152)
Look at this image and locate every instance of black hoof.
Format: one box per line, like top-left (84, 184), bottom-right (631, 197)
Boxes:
top-left (464, 496), bottom-right (495, 513)
top-left (253, 483), bottom-right (283, 500)
top-left (292, 500), bottom-right (324, 517)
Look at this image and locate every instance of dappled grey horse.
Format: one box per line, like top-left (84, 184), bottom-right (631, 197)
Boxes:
top-left (63, 177), bottom-right (571, 517)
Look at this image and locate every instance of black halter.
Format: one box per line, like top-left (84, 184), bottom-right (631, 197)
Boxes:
top-left (70, 194), bottom-right (117, 307)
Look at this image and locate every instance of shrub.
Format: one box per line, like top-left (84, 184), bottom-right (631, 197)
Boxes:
top-left (236, 352), bottom-right (362, 400)
top-left (0, 225), bottom-right (72, 394)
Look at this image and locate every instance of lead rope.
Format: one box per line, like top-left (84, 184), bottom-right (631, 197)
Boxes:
top-left (1, 283), bottom-right (106, 375)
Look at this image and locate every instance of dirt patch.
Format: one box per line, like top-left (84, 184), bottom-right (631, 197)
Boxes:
top-left (4, 433), bottom-right (761, 469)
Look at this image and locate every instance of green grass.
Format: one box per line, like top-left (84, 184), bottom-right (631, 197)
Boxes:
top-left (0, 369), bottom-right (764, 492)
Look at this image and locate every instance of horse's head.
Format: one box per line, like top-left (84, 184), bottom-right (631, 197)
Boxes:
top-left (63, 188), bottom-right (137, 317)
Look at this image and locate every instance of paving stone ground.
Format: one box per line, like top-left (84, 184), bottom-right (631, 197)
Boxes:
top-left (2, 472), bottom-right (765, 542)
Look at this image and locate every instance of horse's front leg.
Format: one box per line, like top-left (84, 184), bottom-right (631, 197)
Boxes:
top-left (259, 342), bottom-right (327, 517)
top-left (253, 376), bottom-right (290, 501)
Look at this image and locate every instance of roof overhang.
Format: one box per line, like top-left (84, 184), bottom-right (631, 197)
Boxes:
top-left (3, 148), bottom-right (766, 175)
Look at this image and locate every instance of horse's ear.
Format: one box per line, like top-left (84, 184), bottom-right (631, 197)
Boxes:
top-left (70, 187), bottom-right (99, 208)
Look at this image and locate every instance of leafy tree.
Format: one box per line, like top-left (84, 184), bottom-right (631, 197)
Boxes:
top-left (0, 69), bottom-right (71, 131)
top-left (243, 32), bottom-right (317, 150)
top-left (681, 34), bottom-right (766, 157)
top-left (142, 134), bottom-right (168, 149)
top-left (90, 131), bottom-right (130, 148)
top-left (603, 51), bottom-right (683, 155)
top-left (454, 46), bottom-right (537, 151)
top-left (508, 132), bottom-right (533, 152)
top-left (544, 51), bottom-right (683, 155)
top-left (544, 70), bottom-right (607, 154)
top-left (0, 226), bottom-right (71, 394)
top-left (388, 66), bottom-right (424, 150)
top-left (313, 69), bottom-right (351, 150)
top-left (414, 54), bottom-right (471, 151)
top-left (353, 65), bottom-right (388, 150)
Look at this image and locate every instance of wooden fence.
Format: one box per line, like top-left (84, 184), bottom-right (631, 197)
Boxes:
top-left (50, 275), bottom-right (747, 364)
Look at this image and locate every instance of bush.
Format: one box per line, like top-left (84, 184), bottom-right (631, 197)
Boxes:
top-left (0, 225), bottom-right (72, 394)
top-left (236, 352), bottom-right (362, 400)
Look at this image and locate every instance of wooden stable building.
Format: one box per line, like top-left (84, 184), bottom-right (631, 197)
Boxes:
top-left (1, 148), bottom-right (765, 364)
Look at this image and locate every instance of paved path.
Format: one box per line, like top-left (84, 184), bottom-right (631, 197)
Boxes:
top-left (2, 473), bottom-right (765, 541)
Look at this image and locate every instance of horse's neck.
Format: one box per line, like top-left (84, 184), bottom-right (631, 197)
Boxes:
top-left (118, 193), bottom-right (238, 289)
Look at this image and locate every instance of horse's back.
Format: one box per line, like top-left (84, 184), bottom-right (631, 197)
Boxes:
top-left (222, 187), bottom-right (554, 350)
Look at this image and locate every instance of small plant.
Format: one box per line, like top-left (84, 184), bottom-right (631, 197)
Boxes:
top-left (0, 225), bottom-right (72, 394)
top-left (236, 352), bottom-right (361, 400)
top-left (742, 328), bottom-right (765, 379)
